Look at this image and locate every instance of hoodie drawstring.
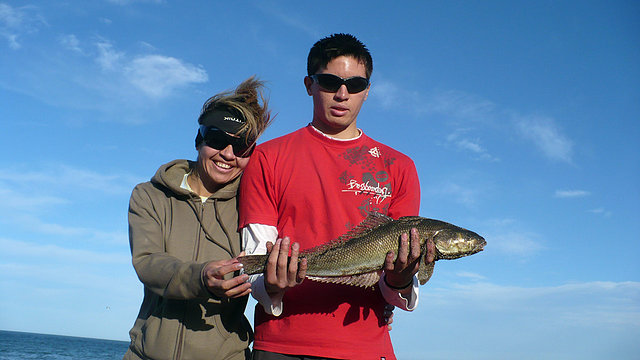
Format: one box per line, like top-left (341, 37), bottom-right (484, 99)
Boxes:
top-left (187, 196), bottom-right (235, 259)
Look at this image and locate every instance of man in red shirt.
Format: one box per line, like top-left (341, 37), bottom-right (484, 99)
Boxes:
top-left (239, 33), bottom-right (434, 360)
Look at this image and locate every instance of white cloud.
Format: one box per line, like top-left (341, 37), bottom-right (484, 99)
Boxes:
top-left (95, 39), bottom-right (124, 71)
top-left (455, 271), bottom-right (486, 281)
top-left (589, 208), bottom-right (613, 217)
top-left (370, 81), bottom-right (403, 108)
top-left (1, 212), bottom-right (127, 244)
top-left (555, 189), bottom-right (591, 198)
top-left (0, 238), bottom-right (128, 264)
top-left (489, 230), bottom-right (544, 256)
top-left (125, 54), bottom-right (208, 98)
top-left (372, 83), bottom-right (496, 122)
top-left (91, 40), bottom-right (208, 99)
top-left (107, 0), bottom-right (163, 5)
top-left (371, 80), bottom-right (576, 164)
top-left (446, 129), bottom-right (499, 161)
top-left (482, 218), bottom-right (545, 257)
top-left (438, 182), bottom-right (481, 207)
top-left (256, 3), bottom-right (320, 39)
top-left (515, 115), bottom-right (574, 163)
top-left (425, 89), bottom-right (496, 119)
top-left (0, 185), bottom-right (68, 212)
top-left (59, 34), bottom-right (82, 53)
top-left (393, 280), bottom-right (640, 359)
top-left (486, 281), bottom-right (637, 323)
top-left (432, 281), bottom-right (640, 325)
top-left (0, 164), bottom-right (133, 243)
top-left (0, 3), bottom-right (46, 49)
top-left (456, 138), bottom-right (483, 153)
top-left (0, 163), bottom-right (139, 195)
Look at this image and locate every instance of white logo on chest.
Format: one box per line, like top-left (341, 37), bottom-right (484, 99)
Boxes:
top-left (368, 146), bottom-right (381, 158)
top-left (342, 179), bottom-right (391, 204)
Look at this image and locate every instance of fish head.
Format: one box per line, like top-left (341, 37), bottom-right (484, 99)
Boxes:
top-left (432, 227), bottom-right (486, 259)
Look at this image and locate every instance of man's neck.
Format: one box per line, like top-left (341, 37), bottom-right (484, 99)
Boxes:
top-left (310, 121), bottom-right (360, 140)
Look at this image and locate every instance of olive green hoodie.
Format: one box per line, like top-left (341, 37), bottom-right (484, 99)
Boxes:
top-left (124, 159), bottom-right (251, 360)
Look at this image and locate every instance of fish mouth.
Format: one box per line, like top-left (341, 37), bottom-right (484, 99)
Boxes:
top-left (435, 237), bottom-right (486, 259)
top-left (470, 237), bottom-right (487, 253)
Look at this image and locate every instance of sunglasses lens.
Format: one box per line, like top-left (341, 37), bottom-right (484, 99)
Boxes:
top-left (313, 74), bottom-right (369, 93)
top-left (200, 126), bottom-right (255, 157)
top-left (314, 74), bottom-right (342, 92)
top-left (237, 143), bottom-right (255, 157)
top-left (345, 77), bottom-right (369, 93)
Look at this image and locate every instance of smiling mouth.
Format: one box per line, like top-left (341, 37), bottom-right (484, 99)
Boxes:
top-left (215, 161), bottom-right (232, 169)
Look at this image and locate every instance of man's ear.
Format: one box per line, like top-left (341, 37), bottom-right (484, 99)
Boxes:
top-left (363, 84), bottom-right (370, 101)
top-left (303, 76), bottom-right (313, 96)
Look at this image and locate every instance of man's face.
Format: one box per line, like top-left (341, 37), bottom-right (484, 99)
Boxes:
top-left (305, 55), bottom-right (370, 139)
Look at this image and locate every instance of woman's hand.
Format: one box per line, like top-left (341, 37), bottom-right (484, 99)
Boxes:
top-left (203, 255), bottom-right (251, 298)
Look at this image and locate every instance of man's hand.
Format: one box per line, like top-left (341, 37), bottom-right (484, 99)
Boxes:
top-left (264, 237), bottom-right (307, 298)
top-left (203, 255), bottom-right (251, 298)
top-left (383, 227), bottom-right (421, 293)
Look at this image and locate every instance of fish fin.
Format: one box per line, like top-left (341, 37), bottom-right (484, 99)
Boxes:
top-left (303, 212), bottom-right (393, 255)
top-left (397, 215), bottom-right (426, 221)
top-left (418, 261), bottom-right (435, 285)
top-left (308, 270), bottom-right (382, 288)
top-left (237, 254), bottom-right (268, 275)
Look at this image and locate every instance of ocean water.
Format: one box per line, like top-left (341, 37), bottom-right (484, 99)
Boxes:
top-left (0, 330), bottom-right (129, 360)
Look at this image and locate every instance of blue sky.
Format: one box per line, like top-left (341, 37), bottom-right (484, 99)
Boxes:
top-left (1, 1), bottom-right (639, 359)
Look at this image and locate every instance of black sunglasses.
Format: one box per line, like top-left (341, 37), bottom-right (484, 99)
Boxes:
top-left (199, 125), bottom-right (255, 157)
top-left (310, 73), bottom-right (370, 94)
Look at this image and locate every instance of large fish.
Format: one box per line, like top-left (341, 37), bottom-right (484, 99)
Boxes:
top-left (238, 212), bottom-right (486, 288)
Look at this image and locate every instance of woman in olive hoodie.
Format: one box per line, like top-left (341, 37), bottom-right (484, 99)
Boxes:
top-left (123, 77), bottom-right (272, 360)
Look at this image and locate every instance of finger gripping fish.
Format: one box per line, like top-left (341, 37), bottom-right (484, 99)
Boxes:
top-left (238, 212), bottom-right (486, 288)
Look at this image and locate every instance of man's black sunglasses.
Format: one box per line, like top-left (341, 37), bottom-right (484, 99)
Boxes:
top-left (199, 125), bottom-right (255, 157)
top-left (310, 73), bottom-right (370, 94)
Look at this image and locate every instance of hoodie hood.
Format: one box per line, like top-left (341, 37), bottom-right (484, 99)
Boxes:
top-left (150, 159), bottom-right (241, 200)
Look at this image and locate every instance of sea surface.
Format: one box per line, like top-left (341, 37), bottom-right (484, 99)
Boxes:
top-left (0, 330), bottom-right (129, 360)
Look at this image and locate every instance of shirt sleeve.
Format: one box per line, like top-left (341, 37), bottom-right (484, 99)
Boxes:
top-left (238, 148), bottom-right (279, 228)
top-left (242, 223), bottom-right (284, 316)
top-left (386, 157), bottom-right (421, 220)
top-left (238, 147), bottom-right (286, 315)
top-left (379, 274), bottom-right (419, 311)
top-left (128, 184), bottom-right (210, 300)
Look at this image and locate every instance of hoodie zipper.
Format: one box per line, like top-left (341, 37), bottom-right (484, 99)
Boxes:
top-left (173, 196), bottom-right (236, 359)
top-left (193, 200), bottom-right (205, 261)
top-left (174, 325), bottom-right (185, 360)
top-left (174, 197), bottom-right (204, 360)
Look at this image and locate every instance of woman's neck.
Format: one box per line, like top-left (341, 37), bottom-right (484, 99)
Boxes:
top-left (187, 169), bottom-right (218, 198)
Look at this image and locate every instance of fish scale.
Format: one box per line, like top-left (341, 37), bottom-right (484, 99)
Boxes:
top-left (239, 212), bottom-right (486, 288)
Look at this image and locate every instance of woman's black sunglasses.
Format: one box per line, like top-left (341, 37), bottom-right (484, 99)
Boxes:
top-left (310, 73), bottom-right (370, 94)
top-left (199, 125), bottom-right (255, 157)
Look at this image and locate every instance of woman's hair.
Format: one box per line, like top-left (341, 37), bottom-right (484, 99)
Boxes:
top-left (198, 76), bottom-right (272, 145)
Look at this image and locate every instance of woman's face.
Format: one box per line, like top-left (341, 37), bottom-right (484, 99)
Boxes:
top-left (196, 143), bottom-right (250, 189)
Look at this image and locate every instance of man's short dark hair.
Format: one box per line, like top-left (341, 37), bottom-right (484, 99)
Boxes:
top-left (307, 33), bottom-right (373, 79)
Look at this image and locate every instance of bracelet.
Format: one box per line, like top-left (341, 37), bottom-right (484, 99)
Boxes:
top-left (383, 276), bottom-right (413, 290)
